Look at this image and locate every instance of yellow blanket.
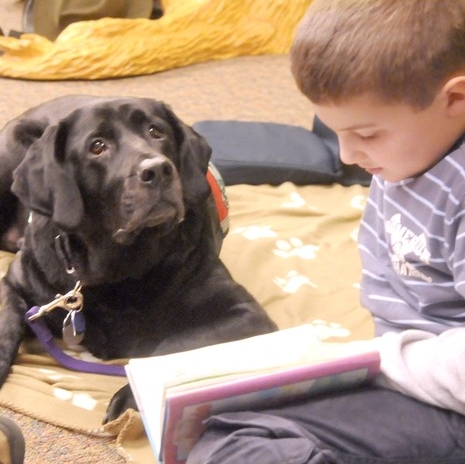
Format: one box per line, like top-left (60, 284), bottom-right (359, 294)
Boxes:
top-left (0, 182), bottom-right (373, 463)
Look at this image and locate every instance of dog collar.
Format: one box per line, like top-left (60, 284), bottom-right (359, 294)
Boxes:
top-left (55, 233), bottom-right (76, 275)
top-left (207, 163), bottom-right (229, 236)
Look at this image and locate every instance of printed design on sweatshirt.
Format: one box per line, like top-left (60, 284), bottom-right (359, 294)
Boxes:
top-left (385, 213), bottom-right (432, 282)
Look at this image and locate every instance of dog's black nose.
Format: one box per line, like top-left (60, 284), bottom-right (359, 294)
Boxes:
top-left (138, 158), bottom-right (173, 185)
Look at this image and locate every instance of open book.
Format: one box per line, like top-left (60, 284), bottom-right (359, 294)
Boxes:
top-left (125, 324), bottom-right (380, 464)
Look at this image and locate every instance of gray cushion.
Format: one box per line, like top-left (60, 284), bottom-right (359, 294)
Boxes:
top-left (193, 119), bottom-right (371, 187)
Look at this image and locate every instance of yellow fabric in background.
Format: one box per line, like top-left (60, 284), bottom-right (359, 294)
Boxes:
top-left (0, 0), bottom-right (313, 80)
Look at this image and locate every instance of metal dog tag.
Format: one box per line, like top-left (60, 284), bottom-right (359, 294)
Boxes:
top-left (62, 310), bottom-right (85, 346)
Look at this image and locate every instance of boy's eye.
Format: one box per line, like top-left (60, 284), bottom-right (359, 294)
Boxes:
top-left (358, 132), bottom-right (377, 141)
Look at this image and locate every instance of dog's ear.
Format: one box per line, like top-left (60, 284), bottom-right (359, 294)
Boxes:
top-left (163, 106), bottom-right (212, 207)
top-left (179, 127), bottom-right (212, 207)
top-left (11, 122), bottom-right (84, 231)
top-left (12, 119), bottom-right (48, 149)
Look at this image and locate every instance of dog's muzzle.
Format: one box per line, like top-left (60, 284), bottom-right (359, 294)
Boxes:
top-left (137, 157), bottom-right (174, 187)
top-left (113, 156), bottom-right (185, 244)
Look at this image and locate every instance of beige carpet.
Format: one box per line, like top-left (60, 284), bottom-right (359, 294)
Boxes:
top-left (0, 1), bottom-right (316, 463)
top-left (0, 1), bottom-right (313, 130)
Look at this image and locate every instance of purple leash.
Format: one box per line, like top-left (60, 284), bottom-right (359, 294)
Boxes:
top-left (25, 305), bottom-right (126, 377)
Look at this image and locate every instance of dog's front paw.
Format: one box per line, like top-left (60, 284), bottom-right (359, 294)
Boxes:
top-left (104, 384), bottom-right (138, 423)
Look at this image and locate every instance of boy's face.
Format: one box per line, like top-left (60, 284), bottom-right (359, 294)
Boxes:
top-left (312, 93), bottom-right (456, 182)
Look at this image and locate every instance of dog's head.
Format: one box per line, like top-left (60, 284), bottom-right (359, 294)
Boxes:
top-left (11, 97), bottom-right (212, 245)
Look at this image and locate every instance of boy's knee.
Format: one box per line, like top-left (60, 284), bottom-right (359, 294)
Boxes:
top-left (187, 412), bottom-right (339, 464)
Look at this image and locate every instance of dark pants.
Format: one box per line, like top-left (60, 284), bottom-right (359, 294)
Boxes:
top-left (187, 386), bottom-right (465, 464)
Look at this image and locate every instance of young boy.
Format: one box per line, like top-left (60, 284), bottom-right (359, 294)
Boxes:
top-left (186, 1), bottom-right (465, 463)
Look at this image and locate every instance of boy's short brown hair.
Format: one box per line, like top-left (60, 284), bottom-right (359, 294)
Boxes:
top-left (291, 0), bottom-right (465, 108)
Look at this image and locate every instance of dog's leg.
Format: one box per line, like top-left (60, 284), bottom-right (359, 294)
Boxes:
top-left (104, 385), bottom-right (137, 424)
top-left (0, 201), bottom-right (29, 253)
top-left (0, 279), bottom-right (28, 386)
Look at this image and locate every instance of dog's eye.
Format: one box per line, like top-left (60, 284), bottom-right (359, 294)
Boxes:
top-left (148, 125), bottom-right (165, 140)
top-left (89, 139), bottom-right (107, 156)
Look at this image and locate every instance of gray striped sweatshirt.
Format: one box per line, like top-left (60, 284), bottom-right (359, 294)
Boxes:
top-left (358, 138), bottom-right (465, 414)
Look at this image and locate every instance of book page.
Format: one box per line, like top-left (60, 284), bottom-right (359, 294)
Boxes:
top-left (127, 324), bottom-right (321, 390)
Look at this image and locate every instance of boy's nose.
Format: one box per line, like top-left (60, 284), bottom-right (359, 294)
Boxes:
top-left (338, 138), bottom-right (363, 165)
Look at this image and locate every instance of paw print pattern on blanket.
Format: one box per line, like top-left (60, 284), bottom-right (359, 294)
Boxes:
top-left (53, 388), bottom-right (99, 412)
top-left (273, 270), bottom-right (317, 294)
top-left (350, 194), bottom-right (367, 211)
top-left (224, 188), bottom-right (370, 343)
top-left (232, 225), bottom-right (277, 240)
top-left (273, 238), bottom-right (319, 260)
top-left (281, 192), bottom-right (317, 210)
top-left (311, 319), bottom-right (351, 340)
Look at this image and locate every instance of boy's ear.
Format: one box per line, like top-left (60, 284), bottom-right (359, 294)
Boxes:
top-left (443, 76), bottom-right (465, 117)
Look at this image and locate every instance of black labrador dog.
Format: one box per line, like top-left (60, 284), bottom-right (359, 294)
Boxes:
top-left (0, 95), bottom-right (277, 422)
